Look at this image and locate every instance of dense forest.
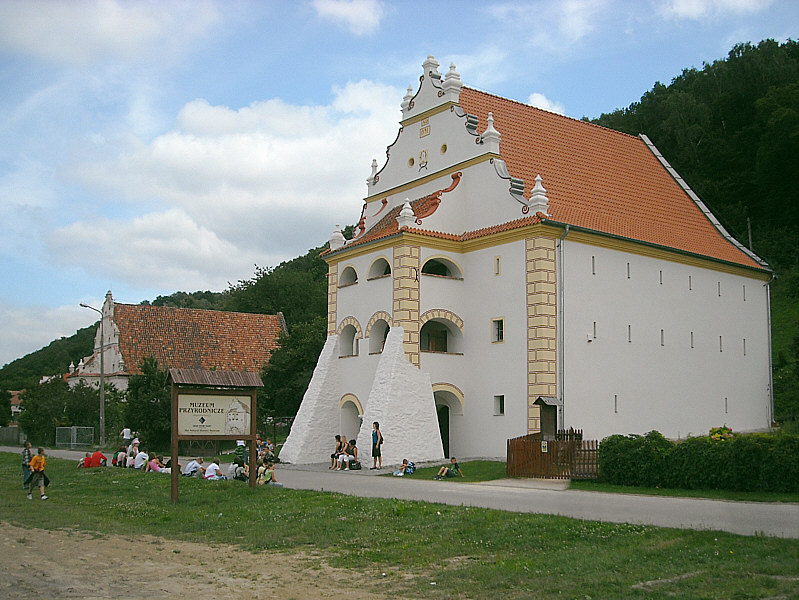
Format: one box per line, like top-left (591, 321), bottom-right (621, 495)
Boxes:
top-left (1, 39), bottom-right (796, 430)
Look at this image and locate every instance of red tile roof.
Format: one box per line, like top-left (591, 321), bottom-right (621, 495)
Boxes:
top-left (458, 87), bottom-right (765, 270)
top-left (335, 87), bottom-right (766, 271)
top-left (114, 304), bottom-right (284, 375)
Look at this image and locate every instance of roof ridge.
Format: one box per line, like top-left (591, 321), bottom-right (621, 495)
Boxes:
top-left (115, 303), bottom-right (280, 319)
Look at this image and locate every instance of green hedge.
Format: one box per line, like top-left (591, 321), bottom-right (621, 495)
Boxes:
top-left (597, 430), bottom-right (799, 493)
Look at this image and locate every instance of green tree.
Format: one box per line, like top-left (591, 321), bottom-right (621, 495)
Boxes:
top-left (124, 357), bottom-right (172, 449)
top-left (17, 379), bottom-right (71, 445)
top-left (259, 315), bottom-right (327, 421)
top-left (0, 388), bottom-right (11, 427)
top-left (64, 381), bottom-right (124, 443)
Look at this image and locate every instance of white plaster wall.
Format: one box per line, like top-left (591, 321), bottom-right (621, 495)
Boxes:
top-left (561, 240), bottom-right (771, 441)
top-left (416, 239), bottom-right (530, 459)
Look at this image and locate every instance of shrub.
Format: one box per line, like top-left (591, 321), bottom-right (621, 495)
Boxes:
top-left (598, 429), bottom-right (799, 493)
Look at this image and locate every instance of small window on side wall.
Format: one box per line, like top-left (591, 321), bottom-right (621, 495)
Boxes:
top-left (494, 395), bottom-right (505, 416)
top-left (492, 318), bottom-right (504, 343)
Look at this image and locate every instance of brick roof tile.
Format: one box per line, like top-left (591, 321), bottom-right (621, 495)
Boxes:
top-left (114, 304), bottom-right (283, 375)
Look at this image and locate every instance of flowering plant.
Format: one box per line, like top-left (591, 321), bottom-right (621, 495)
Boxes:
top-left (709, 425), bottom-right (734, 441)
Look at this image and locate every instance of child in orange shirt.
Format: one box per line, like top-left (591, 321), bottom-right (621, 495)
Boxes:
top-left (26, 447), bottom-right (48, 500)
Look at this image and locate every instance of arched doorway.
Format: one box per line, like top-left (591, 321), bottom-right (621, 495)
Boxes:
top-left (437, 404), bottom-right (450, 458)
top-left (339, 394), bottom-right (363, 443)
top-left (433, 384), bottom-right (464, 459)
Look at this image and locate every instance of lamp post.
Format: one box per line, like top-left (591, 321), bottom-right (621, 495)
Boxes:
top-left (80, 302), bottom-right (105, 447)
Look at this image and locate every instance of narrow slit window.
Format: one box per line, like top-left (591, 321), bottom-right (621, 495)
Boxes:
top-left (724, 397), bottom-right (728, 414)
top-left (688, 275), bottom-right (692, 290)
top-left (591, 256), bottom-right (596, 275)
top-left (660, 329), bottom-right (665, 346)
top-left (743, 285), bottom-right (746, 301)
top-left (743, 338), bottom-right (747, 356)
top-left (690, 331), bottom-right (694, 349)
top-left (592, 321), bottom-right (597, 339)
top-left (614, 394), bottom-right (618, 414)
top-left (719, 335), bottom-right (723, 352)
top-left (626, 262), bottom-right (631, 279)
top-left (718, 281), bottom-right (722, 297)
top-left (627, 324), bottom-right (632, 343)
top-left (492, 318), bottom-right (505, 343)
top-left (494, 395), bottom-right (505, 416)
top-left (659, 270), bottom-right (663, 285)
top-left (494, 256), bottom-right (501, 276)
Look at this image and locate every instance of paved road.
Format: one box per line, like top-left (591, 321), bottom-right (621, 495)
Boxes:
top-left (4, 447), bottom-right (797, 538)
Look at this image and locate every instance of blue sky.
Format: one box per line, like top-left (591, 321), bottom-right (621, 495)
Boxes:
top-left (0, 0), bottom-right (796, 369)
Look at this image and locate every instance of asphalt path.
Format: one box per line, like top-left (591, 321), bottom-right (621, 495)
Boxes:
top-left (4, 447), bottom-right (797, 539)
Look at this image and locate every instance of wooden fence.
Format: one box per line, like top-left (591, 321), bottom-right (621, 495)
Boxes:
top-left (507, 430), bottom-right (598, 479)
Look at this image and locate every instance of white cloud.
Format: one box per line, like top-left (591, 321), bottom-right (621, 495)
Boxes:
top-left (312, 0), bottom-right (385, 35)
top-left (0, 0), bottom-right (218, 65)
top-left (55, 80), bottom-right (401, 291)
top-left (527, 93), bottom-right (566, 115)
top-left (0, 301), bottom-right (97, 369)
top-left (48, 209), bottom-right (259, 291)
top-left (487, 0), bottom-right (608, 53)
top-left (659, 0), bottom-right (774, 19)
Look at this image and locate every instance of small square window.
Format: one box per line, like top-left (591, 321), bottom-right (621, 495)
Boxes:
top-left (492, 318), bottom-right (504, 343)
top-left (494, 395), bottom-right (505, 416)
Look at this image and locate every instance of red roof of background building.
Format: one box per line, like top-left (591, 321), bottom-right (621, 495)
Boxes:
top-left (114, 304), bottom-right (284, 375)
top-left (335, 87), bottom-right (766, 272)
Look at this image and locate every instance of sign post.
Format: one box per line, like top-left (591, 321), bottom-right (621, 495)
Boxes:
top-left (168, 369), bottom-right (263, 503)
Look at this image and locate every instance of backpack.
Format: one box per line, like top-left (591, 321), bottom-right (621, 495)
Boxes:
top-left (349, 460), bottom-right (362, 470)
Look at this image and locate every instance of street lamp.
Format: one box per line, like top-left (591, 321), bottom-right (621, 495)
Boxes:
top-left (80, 302), bottom-right (105, 447)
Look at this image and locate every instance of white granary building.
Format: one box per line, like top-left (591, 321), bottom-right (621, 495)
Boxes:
top-left (281, 56), bottom-right (773, 466)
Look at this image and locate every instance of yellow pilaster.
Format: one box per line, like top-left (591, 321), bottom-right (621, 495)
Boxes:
top-left (393, 244), bottom-right (421, 365)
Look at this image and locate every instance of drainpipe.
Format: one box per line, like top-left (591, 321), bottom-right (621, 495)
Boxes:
top-left (765, 273), bottom-right (776, 429)
top-left (556, 224), bottom-right (570, 430)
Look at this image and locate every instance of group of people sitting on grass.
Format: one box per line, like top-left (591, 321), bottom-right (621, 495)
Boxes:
top-left (84, 441), bottom-right (182, 474)
top-left (181, 455), bottom-right (282, 486)
top-left (329, 434), bottom-right (360, 471)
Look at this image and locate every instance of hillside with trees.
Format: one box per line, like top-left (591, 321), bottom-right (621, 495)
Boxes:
top-left (2, 40), bottom-right (796, 437)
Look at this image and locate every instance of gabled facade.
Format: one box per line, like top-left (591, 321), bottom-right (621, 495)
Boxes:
top-left (69, 291), bottom-right (286, 391)
top-left (281, 56), bottom-right (773, 465)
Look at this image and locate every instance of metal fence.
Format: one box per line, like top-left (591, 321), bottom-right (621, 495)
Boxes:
top-left (0, 426), bottom-right (24, 445)
top-left (507, 429), bottom-right (598, 479)
top-left (55, 426), bottom-right (95, 449)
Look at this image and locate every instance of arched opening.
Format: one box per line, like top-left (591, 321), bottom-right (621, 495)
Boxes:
top-left (339, 266), bottom-right (358, 286)
top-left (340, 398), bottom-right (362, 442)
top-left (437, 404), bottom-right (450, 458)
top-left (368, 257), bottom-right (391, 279)
top-left (339, 324), bottom-right (358, 357)
top-left (421, 257), bottom-right (462, 279)
top-left (434, 387), bottom-right (463, 458)
top-left (420, 319), bottom-right (463, 353)
top-left (369, 319), bottom-right (390, 354)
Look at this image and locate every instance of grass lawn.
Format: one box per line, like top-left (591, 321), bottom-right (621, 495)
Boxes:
top-left (3, 452), bottom-right (798, 598)
top-left (386, 459), bottom-right (509, 482)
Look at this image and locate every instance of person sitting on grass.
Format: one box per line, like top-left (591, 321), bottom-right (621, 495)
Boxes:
top-left (262, 462), bottom-right (283, 487)
top-left (183, 457), bottom-right (205, 477)
top-left (204, 458), bottom-right (226, 480)
top-left (145, 453), bottom-right (167, 473)
top-left (393, 459), bottom-right (415, 476)
top-left (433, 457), bottom-right (463, 480)
top-left (133, 447), bottom-right (149, 469)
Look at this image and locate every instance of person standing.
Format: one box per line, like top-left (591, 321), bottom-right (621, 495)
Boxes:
top-left (371, 421), bottom-right (383, 470)
top-left (120, 426), bottom-right (132, 446)
top-left (21, 441), bottom-right (32, 490)
top-left (26, 447), bottom-right (48, 500)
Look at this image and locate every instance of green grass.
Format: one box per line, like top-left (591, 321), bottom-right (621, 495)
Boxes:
top-left (3, 452), bottom-right (798, 598)
top-left (385, 459), bottom-right (508, 482)
top-left (569, 479), bottom-right (799, 503)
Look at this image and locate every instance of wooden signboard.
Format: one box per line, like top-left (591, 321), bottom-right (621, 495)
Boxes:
top-left (168, 369), bottom-right (263, 503)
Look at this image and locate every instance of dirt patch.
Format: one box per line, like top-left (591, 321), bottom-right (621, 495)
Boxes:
top-left (0, 523), bottom-right (393, 599)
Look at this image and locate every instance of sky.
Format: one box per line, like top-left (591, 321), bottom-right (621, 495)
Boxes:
top-left (0, 0), bottom-right (796, 369)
